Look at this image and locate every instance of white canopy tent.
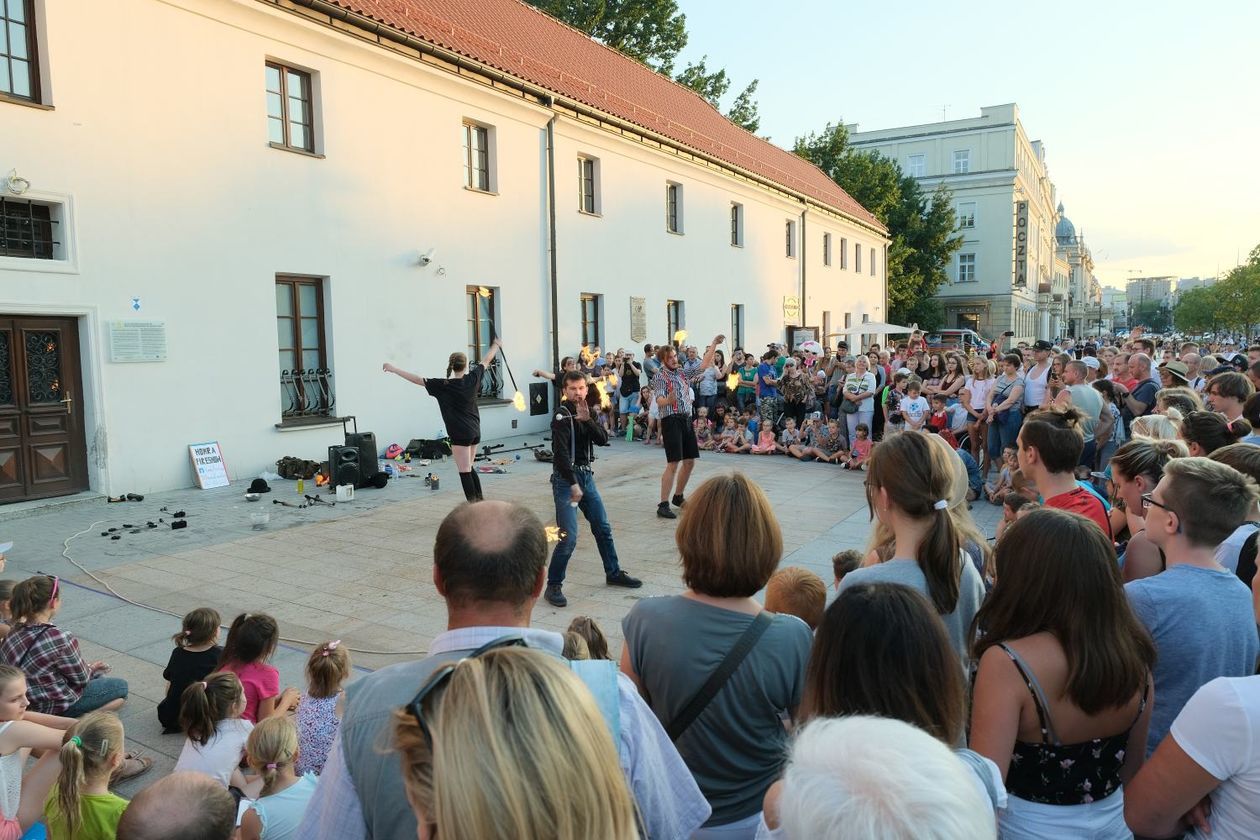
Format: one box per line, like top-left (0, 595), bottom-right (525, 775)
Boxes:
top-left (824, 322), bottom-right (915, 337)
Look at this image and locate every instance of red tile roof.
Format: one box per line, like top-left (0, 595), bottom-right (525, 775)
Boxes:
top-left (314, 0), bottom-right (885, 231)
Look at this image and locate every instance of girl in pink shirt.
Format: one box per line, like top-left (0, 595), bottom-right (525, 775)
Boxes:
top-left (750, 427), bottom-right (778, 454)
top-left (844, 424), bottom-right (873, 470)
top-left (218, 614), bottom-right (297, 723)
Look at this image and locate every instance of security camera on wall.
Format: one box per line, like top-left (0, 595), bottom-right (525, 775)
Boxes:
top-left (419, 248), bottom-right (436, 266)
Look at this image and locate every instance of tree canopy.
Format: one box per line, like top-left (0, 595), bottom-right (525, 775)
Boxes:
top-left (1172, 246), bottom-right (1260, 338)
top-left (794, 122), bottom-right (962, 330)
top-left (526, 0), bottom-right (761, 132)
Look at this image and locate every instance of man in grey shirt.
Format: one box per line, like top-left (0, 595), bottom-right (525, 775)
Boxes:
top-left (298, 500), bottom-right (709, 839)
top-left (1056, 360), bottom-right (1107, 468)
top-left (1127, 458), bottom-right (1260, 756)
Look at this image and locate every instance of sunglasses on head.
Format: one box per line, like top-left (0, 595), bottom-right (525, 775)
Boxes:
top-left (405, 635), bottom-right (528, 747)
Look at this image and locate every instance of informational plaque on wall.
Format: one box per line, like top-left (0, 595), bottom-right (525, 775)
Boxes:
top-left (189, 441), bottom-right (230, 489)
top-left (629, 297), bottom-right (647, 343)
top-left (108, 321), bottom-right (168, 362)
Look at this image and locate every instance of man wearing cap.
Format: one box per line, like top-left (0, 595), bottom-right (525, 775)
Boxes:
top-left (1022, 340), bottom-right (1054, 413)
top-left (1056, 360), bottom-right (1108, 468)
top-left (1158, 360), bottom-right (1191, 390)
top-left (1081, 354), bottom-right (1101, 382)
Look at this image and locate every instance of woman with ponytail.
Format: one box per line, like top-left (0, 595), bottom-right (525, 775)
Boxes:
top-left (383, 337), bottom-right (502, 502)
top-left (1109, 438), bottom-right (1188, 583)
top-left (240, 717), bottom-right (316, 840)
top-left (1179, 409), bottom-right (1252, 456)
top-left (839, 431), bottom-right (986, 664)
top-left (43, 711), bottom-right (129, 840)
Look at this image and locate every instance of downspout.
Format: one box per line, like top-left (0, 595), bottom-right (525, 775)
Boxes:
top-left (800, 208), bottom-right (808, 328)
top-left (544, 106), bottom-right (560, 379)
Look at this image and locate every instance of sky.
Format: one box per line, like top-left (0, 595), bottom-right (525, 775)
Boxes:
top-left (675, 0), bottom-right (1260, 288)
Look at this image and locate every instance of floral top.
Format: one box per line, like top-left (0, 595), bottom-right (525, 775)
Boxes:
top-left (1000, 643), bottom-right (1147, 806)
top-left (779, 371), bottom-right (812, 404)
top-left (296, 691), bottom-right (341, 776)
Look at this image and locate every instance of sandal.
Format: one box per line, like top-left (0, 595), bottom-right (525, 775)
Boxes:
top-left (111, 754), bottom-right (153, 785)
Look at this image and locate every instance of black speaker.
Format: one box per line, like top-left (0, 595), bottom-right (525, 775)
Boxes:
top-left (328, 445), bottom-right (361, 489)
top-left (529, 382), bottom-right (550, 416)
top-left (345, 431), bottom-right (377, 477)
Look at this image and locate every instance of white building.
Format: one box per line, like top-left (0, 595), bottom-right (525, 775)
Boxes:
top-left (849, 104), bottom-right (1070, 344)
top-left (1102, 287), bottom-right (1127, 332)
top-left (1054, 203), bottom-right (1103, 339)
top-left (1126, 277), bottom-right (1175, 309)
top-left (0, 0), bottom-right (887, 501)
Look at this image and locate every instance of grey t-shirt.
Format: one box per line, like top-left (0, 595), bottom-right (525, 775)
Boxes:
top-left (622, 597), bottom-right (811, 827)
top-left (1067, 383), bottom-right (1104, 443)
top-left (1126, 565), bottom-right (1260, 756)
top-left (839, 556), bottom-right (986, 663)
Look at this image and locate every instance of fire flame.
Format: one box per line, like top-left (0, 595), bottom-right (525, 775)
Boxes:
top-left (579, 344), bottom-right (598, 366)
top-left (726, 372), bottom-right (740, 391)
top-left (673, 330), bottom-right (688, 344)
top-left (599, 388), bottom-right (611, 410)
top-left (606, 373), bottom-right (618, 389)
top-left (512, 391), bottom-right (527, 411)
top-left (477, 286), bottom-right (492, 298)
top-left (545, 526), bottom-right (567, 543)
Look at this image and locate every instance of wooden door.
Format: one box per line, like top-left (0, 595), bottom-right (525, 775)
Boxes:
top-left (0, 317), bottom-right (89, 502)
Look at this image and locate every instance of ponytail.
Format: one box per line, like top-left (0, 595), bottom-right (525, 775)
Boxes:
top-left (305, 640), bottom-right (351, 699)
top-left (446, 352), bottom-right (467, 379)
top-left (10, 575), bottom-right (57, 626)
top-left (921, 502), bottom-right (963, 615)
top-left (180, 672), bottom-right (242, 746)
top-left (55, 711), bottom-right (124, 838)
top-left (246, 717), bottom-right (298, 797)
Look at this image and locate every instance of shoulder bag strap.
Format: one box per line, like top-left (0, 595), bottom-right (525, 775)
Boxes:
top-left (666, 610), bottom-right (773, 742)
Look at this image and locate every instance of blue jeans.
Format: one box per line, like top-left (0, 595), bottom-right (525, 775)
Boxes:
top-left (548, 471), bottom-right (621, 586)
top-left (735, 390), bottom-right (755, 412)
top-left (64, 675), bottom-right (128, 717)
top-left (989, 409), bottom-right (1024, 462)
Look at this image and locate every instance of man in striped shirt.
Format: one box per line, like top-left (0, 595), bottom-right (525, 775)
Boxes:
top-left (652, 334), bottom-right (723, 519)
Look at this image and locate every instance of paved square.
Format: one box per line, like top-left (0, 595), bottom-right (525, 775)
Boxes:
top-left (0, 433), bottom-right (1001, 793)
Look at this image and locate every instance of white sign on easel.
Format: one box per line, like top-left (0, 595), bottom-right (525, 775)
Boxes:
top-left (189, 442), bottom-right (230, 489)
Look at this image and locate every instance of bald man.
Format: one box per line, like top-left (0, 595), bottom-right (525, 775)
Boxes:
top-left (117, 772), bottom-right (235, 840)
top-left (1182, 352), bottom-right (1206, 393)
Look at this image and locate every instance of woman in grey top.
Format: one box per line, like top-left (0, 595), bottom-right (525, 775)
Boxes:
top-left (841, 431), bottom-right (986, 662)
top-left (621, 473), bottom-right (811, 839)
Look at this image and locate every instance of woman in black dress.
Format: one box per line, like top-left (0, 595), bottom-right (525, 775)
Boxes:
top-left (383, 338), bottom-right (500, 501)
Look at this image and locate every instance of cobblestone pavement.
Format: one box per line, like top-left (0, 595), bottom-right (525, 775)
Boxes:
top-left (0, 432), bottom-right (1003, 794)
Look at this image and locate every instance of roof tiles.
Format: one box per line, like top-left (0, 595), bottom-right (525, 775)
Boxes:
top-left (317, 0), bottom-right (884, 230)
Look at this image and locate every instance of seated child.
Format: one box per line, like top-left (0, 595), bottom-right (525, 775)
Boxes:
top-left (741, 407), bottom-right (759, 438)
top-left (900, 379), bottom-right (930, 431)
top-left (1010, 468), bottom-right (1040, 503)
top-left (158, 608), bottom-right (223, 734)
top-left (927, 394), bottom-right (960, 449)
top-left (728, 420), bottom-right (752, 453)
top-left (788, 417), bottom-right (817, 459)
top-left (777, 417), bottom-right (802, 454)
top-left (566, 616), bottom-right (611, 661)
top-left (995, 492), bottom-right (1038, 543)
top-left (831, 549), bottom-right (863, 591)
top-left (796, 419), bottom-right (847, 463)
top-left (716, 416), bottom-right (741, 452)
top-left (985, 446), bottom-right (1017, 503)
top-left (843, 423), bottom-right (873, 470)
top-left (693, 407), bottom-right (715, 451)
top-left (764, 567), bottom-right (826, 631)
top-left (750, 425), bottom-right (778, 454)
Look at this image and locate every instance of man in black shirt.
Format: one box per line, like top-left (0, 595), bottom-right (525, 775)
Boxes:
top-left (544, 372), bottom-right (642, 607)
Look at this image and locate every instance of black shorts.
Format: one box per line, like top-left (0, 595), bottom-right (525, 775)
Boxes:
top-left (449, 437), bottom-right (480, 448)
top-left (661, 414), bottom-right (700, 464)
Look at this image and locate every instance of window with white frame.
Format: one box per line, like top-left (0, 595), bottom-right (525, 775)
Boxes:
top-left (730, 202), bottom-right (743, 246)
top-left (463, 122), bottom-right (493, 192)
top-left (958, 201), bottom-right (976, 229)
top-left (840, 237), bottom-right (848, 269)
top-left (666, 182), bottom-right (683, 233)
top-left (823, 233), bottom-right (832, 266)
top-left (785, 220), bottom-right (796, 258)
top-left (907, 154), bottom-right (925, 178)
top-left (953, 149), bottom-right (971, 174)
top-left (0, 197), bottom-right (62, 260)
top-left (957, 253), bottom-right (976, 283)
top-left (578, 156), bottom-right (599, 214)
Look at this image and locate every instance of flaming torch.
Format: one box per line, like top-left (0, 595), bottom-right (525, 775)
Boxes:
top-left (491, 331), bottom-right (526, 412)
top-left (673, 329), bottom-right (688, 346)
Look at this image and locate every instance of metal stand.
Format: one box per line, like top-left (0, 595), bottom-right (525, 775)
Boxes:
top-left (474, 441), bottom-right (544, 461)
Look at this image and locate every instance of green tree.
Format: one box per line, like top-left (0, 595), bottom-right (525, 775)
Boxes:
top-left (1173, 286), bottom-right (1219, 334)
top-left (1216, 259), bottom-right (1260, 338)
top-left (527, 1), bottom-right (761, 131)
top-left (1130, 300), bottom-right (1171, 333)
top-left (794, 123), bottom-right (962, 329)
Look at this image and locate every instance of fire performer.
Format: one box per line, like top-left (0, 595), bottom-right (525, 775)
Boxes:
top-left (652, 334), bottom-right (724, 519)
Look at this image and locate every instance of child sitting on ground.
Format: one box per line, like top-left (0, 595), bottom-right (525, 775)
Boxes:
top-left (900, 379), bottom-right (930, 431)
top-left (715, 416), bottom-right (741, 452)
top-left (158, 608), bottom-right (222, 735)
top-left (174, 672), bottom-right (257, 792)
top-left (777, 417), bottom-right (801, 454)
top-left (218, 613), bottom-right (298, 724)
top-left (566, 616), bottom-right (611, 661)
top-left (764, 567), bottom-right (826, 631)
top-left (843, 424), bottom-right (873, 470)
top-left (296, 640), bottom-right (351, 777)
top-left (1010, 468), bottom-right (1040, 503)
top-left (750, 424), bottom-right (778, 454)
top-left (985, 446), bottom-right (1018, 504)
top-left (240, 717), bottom-right (317, 840)
top-left (728, 420), bottom-right (753, 453)
top-left (743, 408), bottom-right (759, 438)
top-left (996, 492), bottom-right (1038, 543)
top-left (831, 549), bottom-right (863, 592)
top-left (44, 711), bottom-right (129, 840)
top-left (795, 419), bottom-right (846, 463)
top-left (692, 407), bottom-right (715, 451)
top-left (927, 394), bottom-right (961, 448)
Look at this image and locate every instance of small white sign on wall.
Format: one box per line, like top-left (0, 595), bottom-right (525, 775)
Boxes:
top-left (109, 321), bottom-right (167, 362)
top-left (189, 441), bottom-right (229, 489)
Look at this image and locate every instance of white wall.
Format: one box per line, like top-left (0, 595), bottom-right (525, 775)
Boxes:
top-left (0, 0), bottom-right (886, 494)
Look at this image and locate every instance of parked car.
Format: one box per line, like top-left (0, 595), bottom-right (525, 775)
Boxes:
top-left (925, 329), bottom-right (991, 354)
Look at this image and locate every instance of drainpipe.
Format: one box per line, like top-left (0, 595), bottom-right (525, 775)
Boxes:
top-left (799, 208), bottom-right (808, 328)
top-left (544, 106), bottom-right (560, 377)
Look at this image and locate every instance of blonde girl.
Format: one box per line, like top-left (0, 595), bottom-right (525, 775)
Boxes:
top-left (44, 711), bottom-right (128, 840)
top-left (295, 640), bottom-right (351, 776)
top-left (0, 664), bottom-right (73, 840)
top-left (383, 338), bottom-right (502, 502)
top-left (394, 647), bottom-right (638, 840)
top-left (240, 717), bottom-right (317, 840)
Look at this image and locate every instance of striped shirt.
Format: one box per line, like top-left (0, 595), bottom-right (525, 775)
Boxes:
top-left (652, 367), bottom-right (695, 419)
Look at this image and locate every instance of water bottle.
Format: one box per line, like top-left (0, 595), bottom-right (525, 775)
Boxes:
top-left (297, 477), bottom-right (305, 494)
